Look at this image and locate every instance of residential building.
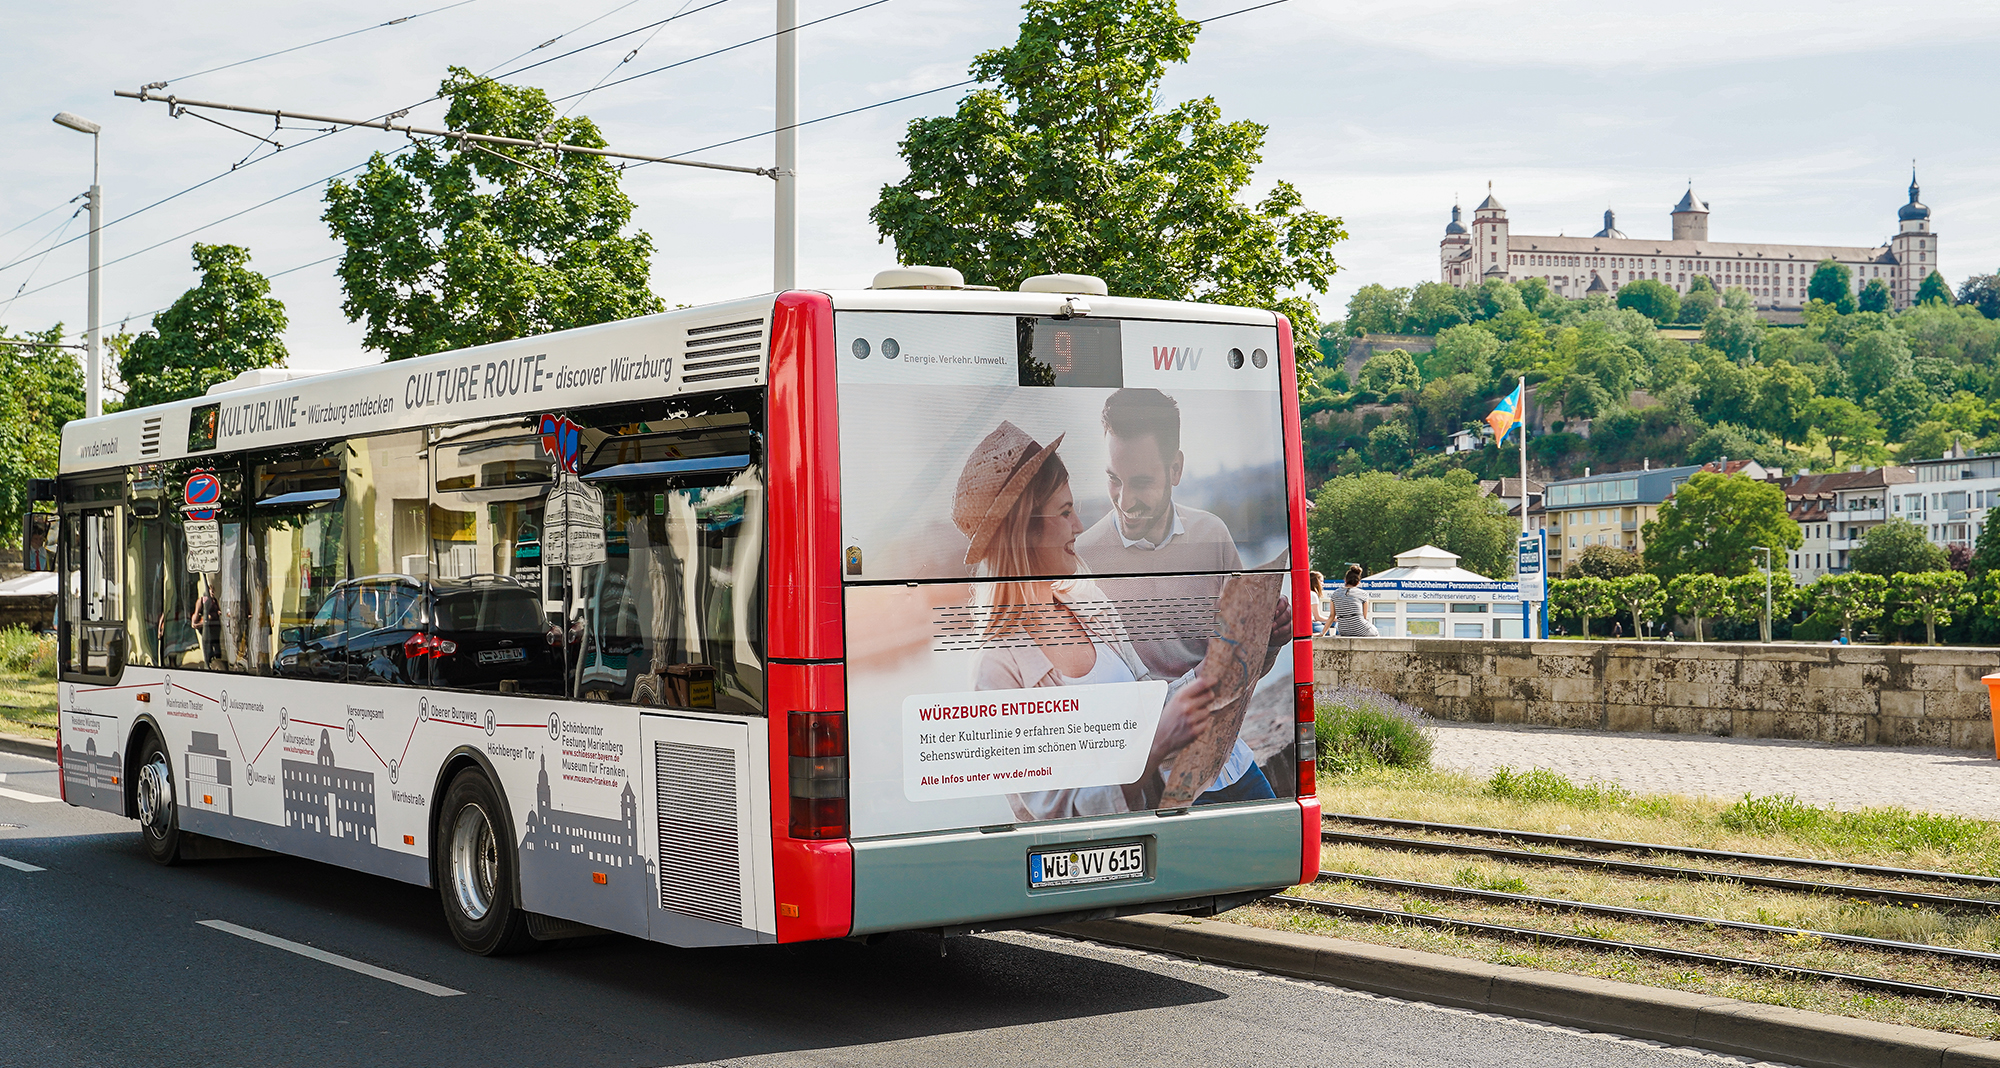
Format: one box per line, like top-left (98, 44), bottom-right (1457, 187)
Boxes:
top-left (1783, 467), bottom-right (1914, 579)
top-left (1480, 476), bottom-right (1549, 538)
top-left (1438, 173), bottom-right (1939, 311)
top-left (1540, 460), bottom-right (1775, 573)
top-left (1903, 449), bottom-right (2000, 552)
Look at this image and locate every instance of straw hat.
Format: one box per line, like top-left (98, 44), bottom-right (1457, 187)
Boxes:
top-left (952, 421), bottom-right (1066, 566)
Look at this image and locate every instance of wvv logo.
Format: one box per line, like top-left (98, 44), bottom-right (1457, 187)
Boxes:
top-left (1151, 346), bottom-right (1203, 371)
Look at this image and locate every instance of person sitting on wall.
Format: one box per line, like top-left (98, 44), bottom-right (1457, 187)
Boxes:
top-left (1329, 566), bottom-right (1379, 637)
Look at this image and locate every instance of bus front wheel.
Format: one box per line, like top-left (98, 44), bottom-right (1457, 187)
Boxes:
top-left (135, 733), bottom-right (183, 866)
top-left (435, 769), bottom-right (535, 956)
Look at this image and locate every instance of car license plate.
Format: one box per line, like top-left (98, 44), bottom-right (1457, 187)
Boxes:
top-left (1029, 842), bottom-right (1145, 889)
top-left (477, 647), bottom-right (528, 664)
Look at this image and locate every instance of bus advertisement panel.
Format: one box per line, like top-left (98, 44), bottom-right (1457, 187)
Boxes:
top-left (836, 312), bottom-right (1296, 838)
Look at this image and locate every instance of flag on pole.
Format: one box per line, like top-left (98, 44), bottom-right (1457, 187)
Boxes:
top-left (1486, 380), bottom-right (1524, 442)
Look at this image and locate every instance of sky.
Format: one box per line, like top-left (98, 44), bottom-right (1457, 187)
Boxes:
top-left (3, 0), bottom-right (1998, 382)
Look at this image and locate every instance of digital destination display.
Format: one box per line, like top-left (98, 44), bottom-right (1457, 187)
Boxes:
top-left (1017, 317), bottom-right (1122, 388)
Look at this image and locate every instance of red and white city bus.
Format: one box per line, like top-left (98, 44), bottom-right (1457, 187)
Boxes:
top-left (49, 270), bottom-right (1319, 954)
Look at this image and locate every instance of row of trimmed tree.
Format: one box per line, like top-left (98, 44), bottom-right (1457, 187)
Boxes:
top-left (1545, 570), bottom-right (1972, 645)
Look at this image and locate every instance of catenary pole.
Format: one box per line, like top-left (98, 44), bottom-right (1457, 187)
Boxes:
top-left (773, 0), bottom-right (798, 292)
top-left (86, 150), bottom-right (102, 419)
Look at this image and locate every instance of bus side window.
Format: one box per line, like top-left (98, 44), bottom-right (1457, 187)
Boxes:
top-left (428, 419), bottom-right (563, 695)
top-left (249, 444), bottom-right (345, 678)
top-left (340, 431), bottom-right (429, 686)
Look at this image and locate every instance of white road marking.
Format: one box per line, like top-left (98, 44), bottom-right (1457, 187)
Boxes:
top-left (0, 786), bottom-right (58, 804)
top-left (0, 854), bottom-right (45, 872)
top-left (198, 920), bottom-right (464, 997)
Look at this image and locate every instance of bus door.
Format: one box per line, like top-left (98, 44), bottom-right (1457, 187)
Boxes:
top-left (59, 477), bottom-right (126, 680)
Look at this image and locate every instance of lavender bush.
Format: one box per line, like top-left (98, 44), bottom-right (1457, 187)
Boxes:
top-left (1313, 686), bottom-right (1435, 775)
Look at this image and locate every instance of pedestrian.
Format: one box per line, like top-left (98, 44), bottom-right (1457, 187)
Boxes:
top-left (1329, 565), bottom-right (1379, 637)
top-left (191, 581), bottom-right (222, 668)
top-left (1613, 620), bottom-right (1623, 639)
top-left (1307, 571), bottom-right (1329, 635)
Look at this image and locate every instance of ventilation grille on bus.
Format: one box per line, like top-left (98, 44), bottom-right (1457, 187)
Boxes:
top-left (140, 416), bottom-right (162, 457)
top-left (932, 594), bottom-right (1225, 652)
top-left (680, 318), bottom-right (765, 385)
top-left (654, 741), bottom-right (743, 926)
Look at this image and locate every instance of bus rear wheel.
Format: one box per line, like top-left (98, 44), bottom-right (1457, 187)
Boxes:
top-left (135, 733), bottom-right (183, 866)
top-left (435, 769), bottom-right (535, 956)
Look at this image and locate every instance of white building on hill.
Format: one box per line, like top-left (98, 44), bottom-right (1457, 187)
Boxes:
top-left (1438, 174), bottom-right (1939, 311)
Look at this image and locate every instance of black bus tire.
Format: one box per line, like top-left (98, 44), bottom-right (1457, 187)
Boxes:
top-left (134, 732), bottom-right (183, 866)
top-left (435, 768), bottom-right (536, 956)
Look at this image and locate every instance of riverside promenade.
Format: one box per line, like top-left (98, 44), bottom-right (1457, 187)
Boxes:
top-left (1431, 721), bottom-right (2000, 819)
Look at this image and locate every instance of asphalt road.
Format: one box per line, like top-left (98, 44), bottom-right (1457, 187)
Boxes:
top-left (0, 751), bottom-right (1782, 1068)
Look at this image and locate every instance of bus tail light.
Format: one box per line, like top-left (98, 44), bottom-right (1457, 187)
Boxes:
top-left (787, 711), bottom-right (848, 839)
top-left (1294, 683), bottom-right (1316, 798)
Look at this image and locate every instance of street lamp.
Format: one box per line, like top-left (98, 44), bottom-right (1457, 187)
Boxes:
top-left (1752, 546), bottom-right (1774, 643)
top-left (52, 111), bottom-right (101, 419)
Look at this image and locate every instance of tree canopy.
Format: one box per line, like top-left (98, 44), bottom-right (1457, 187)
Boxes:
top-left (0, 325), bottom-right (83, 539)
top-left (1640, 472), bottom-right (1800, 581)
top-left (1308, 469), bottom-right (1516, 578)
top-left (322, 67), bottom-right (662, 361)
top-left (871, 0), bottom-right (1344, 337)
top-left (1615, 278), bottom-right (1680, 324)
top-left (1917, 271), bottom-right (1954, 307)
top-left (1808, 260), bottom-right (1856, 313)
top-left (118, 243), bottom-right (287, 408)
top-left (1847, 517), bottom-right (1949, 577)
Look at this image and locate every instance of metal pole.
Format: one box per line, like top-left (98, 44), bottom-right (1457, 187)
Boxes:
top-left (86, 134), bottom-right (101, 419)
top-left (773, 0), bottom-right (798, 292)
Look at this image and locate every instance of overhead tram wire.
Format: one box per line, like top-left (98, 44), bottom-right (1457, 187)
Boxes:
top-left (631, 0), bottom-right (1290, 169)
top-left (144, 0), bottom-right (485, 89)
top-left (55, 252), bottom-right (346, 346)
top-left (548, 0), bottom-right (889, 104)
top-left (0, 0), bottom-right (750, 279)
top-left (5, 152), bottom-right (401, 307)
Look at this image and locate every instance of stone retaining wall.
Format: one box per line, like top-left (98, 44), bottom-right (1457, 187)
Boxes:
top-left (1313, 637), bottom-right (2000, 752)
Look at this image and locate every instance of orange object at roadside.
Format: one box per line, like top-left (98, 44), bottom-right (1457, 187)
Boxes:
top-left (1982, 674), bottom-right (2000, 760)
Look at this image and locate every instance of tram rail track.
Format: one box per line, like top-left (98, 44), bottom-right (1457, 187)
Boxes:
top-left (1268, 891), bottom-right (2000, 1009)
top-left (1291, 813), bottom-right (2000, 1009)
top-left (1321, 819), bottom-right (2000, 912)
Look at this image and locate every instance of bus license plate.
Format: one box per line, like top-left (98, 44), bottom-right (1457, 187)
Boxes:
top-left (477, 647), bottom-right (528, 664)
top-left (1029, 842), bottom-right (1145, 888)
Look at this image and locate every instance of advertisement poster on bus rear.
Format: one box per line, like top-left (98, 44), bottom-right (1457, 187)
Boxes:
top-left (835, 310), bottom-right (1297, 838)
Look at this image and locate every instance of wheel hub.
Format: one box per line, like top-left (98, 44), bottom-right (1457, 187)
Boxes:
top-left (136, 756), bottom-right (173, 838)
top-left (449, 802), bottom-right (497, 922)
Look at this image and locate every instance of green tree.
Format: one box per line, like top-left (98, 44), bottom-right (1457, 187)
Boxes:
top-left (1917, 270), bottom-right (1954, 307)
top-left (1547, 576), bottom-right (1614, 638)
top-left (1960, 272), bottom-right (2000, 320)
top-left (1809, 396), bottom-right (1883, 469)
top-left (322, 68), bottom-right (662, 360)
top-left (118, 243), bottom-right (287, 408)
top-left (1607, 573), bottom-right (1665, 638)
top-left (1807, 259), bottom-right (1856, 313)
top-left (1404, 282), bottom-right (1474, 335)
top-left (1567, 543), bottom-right (1643, 580)
top-left (1640, 472), bottom-right (1802, 582)
top-left (1357, 349), bottom-right (1421, 396)
top-left (1346, 283), bottom-right (1409, 335)
top-left (1677, 276), bottom-right (1719, 325)
top-left (1666, 572), bottom-right (1733, 641)
top-left (1424, 323), bottom-right (1498, 383)
top-left (1701, 301), bottom-right (1762, 362)
top-left (1842, 326), bottom-right (1911, 400)
top-left (1475, 278), bottom-right (1525, 319)
top-left (1896, 420), bottom-right (1960, 463)
top-left (1857, 278), bottom-right (1891, 314)
top-left (870, 0), bottom-right (1345, 337)
top-left (1970, 508), bottom-right (2000, 578)
top-left (1847, 517), bottom-right (1948, 577)
top-left (1752, 360), bottom-right (1817, 447)
top-left (1517, 277), bottom-right (1556, 311)
top-left (1308, 469), bottom-right (1517, 579)
top-left (1874, 377), bottom-right (1934, 442)
top-left (1726, 571), bottom-right (1794, 642)
top-left (1891, 570), bottom-right (1971, 645)
top-left (1614, 278), bottom-right (1680, 324)
top-left (0, 325), bottom-right (83, 539)
top-left (1804, 571), bottom-right (1888, 642)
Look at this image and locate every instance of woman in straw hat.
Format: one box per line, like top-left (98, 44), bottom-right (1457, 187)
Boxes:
top-left (953, 421), bottom-right (1217, 820)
